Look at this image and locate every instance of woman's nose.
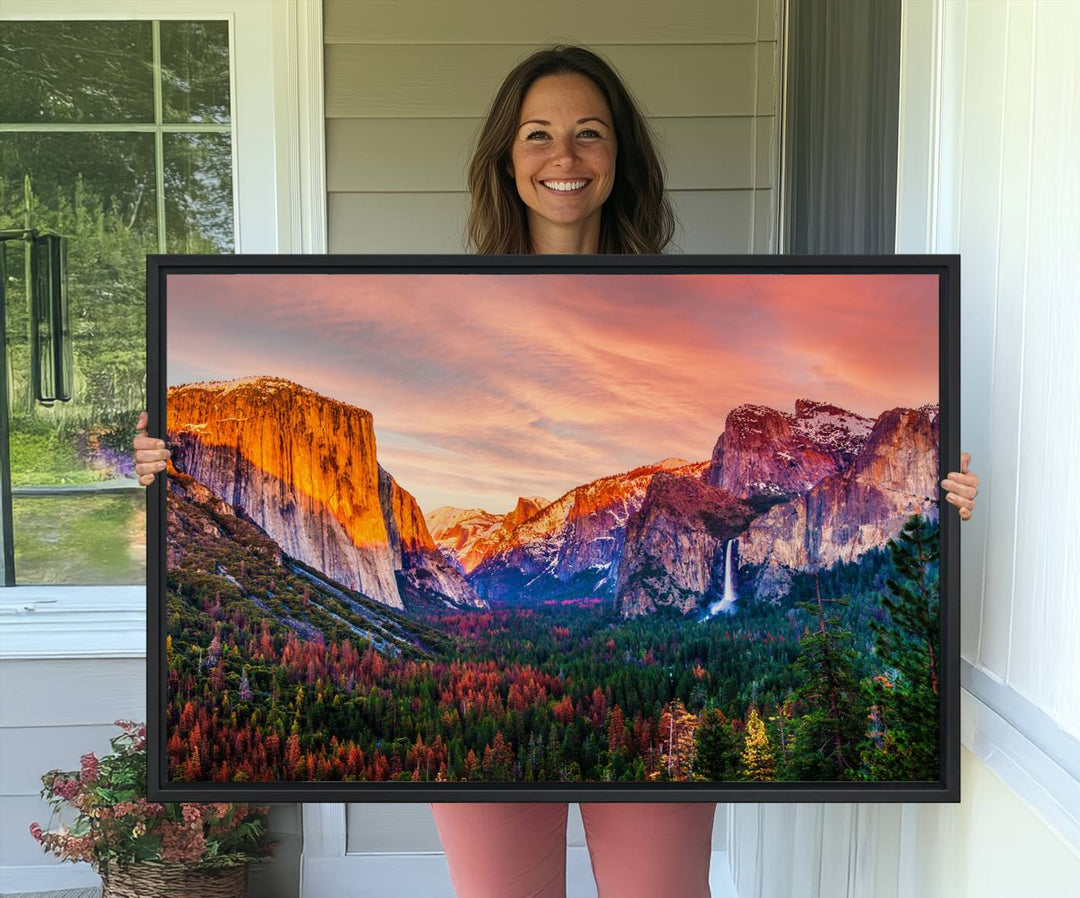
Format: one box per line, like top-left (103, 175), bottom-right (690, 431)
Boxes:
top-left (548, 134), bottom-right (580, 164)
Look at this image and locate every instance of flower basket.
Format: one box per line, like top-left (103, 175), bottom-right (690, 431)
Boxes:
top-left (30, 721), bottom-right (274, 892)
top-left (101, 861), bottom-right (247, 898)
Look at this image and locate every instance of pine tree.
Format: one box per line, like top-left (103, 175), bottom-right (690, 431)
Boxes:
top-left (789, 577), bottom-right (867, 781)
top-left (695, 708), bottom-right (742, 781)
top-left (606, 704), bottom-right (628, 755)
top-left (741, 706), bottom-right (775, 780)
top-left (864, 514), bottom-right (941, 781)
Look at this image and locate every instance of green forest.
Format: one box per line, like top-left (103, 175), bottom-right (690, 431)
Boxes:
top-left (166, 476), bottom-right (942, 785)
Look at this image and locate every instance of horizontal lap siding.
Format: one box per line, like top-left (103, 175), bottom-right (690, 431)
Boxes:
top-left (0, 659), bottom-right (145, 868)
top-left (324, 0), bottom-right (762, 45)
top-left (325, 3), bottom-right (780, 255)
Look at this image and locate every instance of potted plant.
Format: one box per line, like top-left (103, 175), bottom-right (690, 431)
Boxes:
top-left (30, 720), bottom-right (274, 897)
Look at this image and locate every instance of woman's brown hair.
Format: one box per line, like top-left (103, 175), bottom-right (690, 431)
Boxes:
top-left (466, 45), bottom-right (676, 254)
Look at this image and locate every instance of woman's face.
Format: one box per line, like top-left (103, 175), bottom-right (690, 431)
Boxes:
top-left (508, 73), bottom-right (617, 240)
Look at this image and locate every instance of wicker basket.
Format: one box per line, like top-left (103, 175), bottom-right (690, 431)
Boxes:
top-left (101, 862), bottom-right (247, 898)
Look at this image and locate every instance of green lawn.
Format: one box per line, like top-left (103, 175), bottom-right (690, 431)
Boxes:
top-left (13, 492), bottom-right (145, 584)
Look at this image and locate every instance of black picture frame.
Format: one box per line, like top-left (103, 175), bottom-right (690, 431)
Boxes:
top-left (147, 253), bottom-right (960, 803)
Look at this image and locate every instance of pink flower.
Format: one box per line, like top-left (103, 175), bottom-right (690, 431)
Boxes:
top-left (80, 753), bottom-right (99, 782)
top-left (138, 799), bottom-right (166, 818)
top-left (181, 804), bottom-right (203, 824)
top-left (52, 777), bottom-right (80, 801)
top-left (29, 822), bottom-right (43, 842)
top-left (160, 821), bottom-right (206, 863)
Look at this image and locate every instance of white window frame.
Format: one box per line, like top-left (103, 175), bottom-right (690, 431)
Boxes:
top-left (0, 0), bottom-right (326, 660)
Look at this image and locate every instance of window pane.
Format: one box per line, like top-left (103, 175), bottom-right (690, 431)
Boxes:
top-left (164, 133), bottom-right (235, 253)
top-left (160, 21), bottom-right (232, 124)
top-left (2, 132), bottom-right (154, 585)
top-left (0, 21), bottom-right (154, 124)
top-left (0, 19), bottom-right (235, 587)
top-left (1, 133), bottom-right (156, 485)
top-left (12, 492), bottom-right (145, 585)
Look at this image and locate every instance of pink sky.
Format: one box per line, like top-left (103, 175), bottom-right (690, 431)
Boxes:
top-left (167, 272), bottom-right (939, 515)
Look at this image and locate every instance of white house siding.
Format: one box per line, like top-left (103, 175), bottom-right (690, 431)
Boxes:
top-left (324, 0), bottom-right (781, 255)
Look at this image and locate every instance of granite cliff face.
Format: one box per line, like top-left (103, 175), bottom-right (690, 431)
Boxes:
top-left (167, 378), bottom-right (938, 618)
top-left (427, 397), bottom-right (934, 615)
top-left (615, 474), bottom-right (754, 617)
top-left (467, 459), bottom-right (708, 603)
top-left (167, 377), bottom-right (482, 610)
top-left (705, 400), bottom-right (875, 501)
top-left (737, 406), bottom-right (940, 598)
top-left (378, 466), bottom-right (483, 608)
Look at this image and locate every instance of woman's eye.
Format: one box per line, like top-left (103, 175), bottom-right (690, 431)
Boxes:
top-left (579, 129), bottom-right (601, 138)
top-left (525, 130), bottom-right (549, 140)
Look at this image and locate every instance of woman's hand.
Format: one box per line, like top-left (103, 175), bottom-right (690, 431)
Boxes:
top-left (941, 451), bottom-right (979, 521)
top-left (133, 410), bottom-right (171, 487)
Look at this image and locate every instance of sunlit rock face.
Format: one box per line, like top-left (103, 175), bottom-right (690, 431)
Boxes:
top-left (704, 401), bottom-right (875, 502)
top-left (427, 498), bottom-right (550, 576)
top-left (379, 466), bottom-right (484, 608)
top-left (465, 459), bottom-right (708, 603)
top-left (167, 376), bottom-right (483, 610)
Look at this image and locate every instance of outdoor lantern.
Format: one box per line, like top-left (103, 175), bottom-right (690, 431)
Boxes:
top-left (30, 233), bottom-right (73, 405)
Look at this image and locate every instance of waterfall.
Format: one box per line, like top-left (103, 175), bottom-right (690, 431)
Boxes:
top-left (703, 539), bottom-right (738, 620)
top-left (723, 538), bottom-right (736, 606)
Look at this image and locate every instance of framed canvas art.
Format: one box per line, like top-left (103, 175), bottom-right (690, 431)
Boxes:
top-left (147, 254), bottom-right (960, 802)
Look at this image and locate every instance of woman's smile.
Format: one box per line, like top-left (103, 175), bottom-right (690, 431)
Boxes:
top-left (540, 178), bottom-right (592, 193)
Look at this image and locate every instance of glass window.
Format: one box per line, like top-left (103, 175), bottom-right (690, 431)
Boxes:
top-left (0, 19), bottom-right (234, 585)
top-left (0, 21), bottom-right (155, 124)
top-left (160, 21), bottom-right (231, 125)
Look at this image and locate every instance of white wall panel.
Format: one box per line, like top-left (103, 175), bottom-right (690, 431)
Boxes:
top-left (731, 2), bottom-right (1080, 896)
top-left (326, 44), bottom-right (759, 119)
top-left (979, 0), bottom-right (1035, 689)
top-left (1004, 1), bottom-right (1080, 727)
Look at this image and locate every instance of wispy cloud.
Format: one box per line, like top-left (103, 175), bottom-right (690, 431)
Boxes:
top-left (166, 272), bottom-right (939, 514)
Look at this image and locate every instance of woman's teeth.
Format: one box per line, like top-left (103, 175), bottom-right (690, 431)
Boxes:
top-left (542, 179), bottom-right (589, 192)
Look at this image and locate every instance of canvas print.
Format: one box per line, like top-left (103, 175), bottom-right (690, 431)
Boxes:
top-left (155, 260), bottom-right (954, 798)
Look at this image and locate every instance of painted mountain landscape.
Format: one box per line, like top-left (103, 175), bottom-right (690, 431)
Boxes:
top-left (164, 272), bottom-right (942, 785)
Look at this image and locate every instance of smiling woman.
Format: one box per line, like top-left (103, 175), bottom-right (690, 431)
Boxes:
top-left (465, 45), bottom-right (674, 256)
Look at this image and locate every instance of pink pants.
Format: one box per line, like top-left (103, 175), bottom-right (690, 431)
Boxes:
top-left (430, 802), bottom-right (716, 898)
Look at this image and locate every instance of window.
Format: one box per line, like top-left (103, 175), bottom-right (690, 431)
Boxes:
top-left (0, 19), bottom-right (234, 585)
